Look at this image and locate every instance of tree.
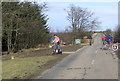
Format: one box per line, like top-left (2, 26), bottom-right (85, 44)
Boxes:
top-left (2, 2), bottom-right (50, 52)
top-left (67, 4), bottom-right (100, 43)
top-left (2, 2), bottom-right (20, 52)
top-left (104, 29), bottom-right (112, 36)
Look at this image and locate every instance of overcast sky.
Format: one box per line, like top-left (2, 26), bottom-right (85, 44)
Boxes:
top-left (33, 0), bottom-right (119, 32)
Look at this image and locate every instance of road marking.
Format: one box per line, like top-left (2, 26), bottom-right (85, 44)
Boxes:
top-left (112, 53), bottom-right (115, 55)
top-left (76, 48), bottom-right (82, 52)
top-left (95, 50), bottom-right (98, 53)
top-left (75, 46), bottom-right (87, 53)
top-left (91, 59), bottom-right (95, 65)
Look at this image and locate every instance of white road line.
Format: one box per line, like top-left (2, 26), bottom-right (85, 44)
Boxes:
top-left (63, 46), bottom-right (86, 54)
top-left (76, 48), bottom-right (82, 52)
top-left (91, 59), bottom-right (95, 65)
top-left (112, 53), bottom-right (115, 55)
top-left (95, 50), bottom-right (98, 53)
top-left (75, 46), bottom-right (87, 53)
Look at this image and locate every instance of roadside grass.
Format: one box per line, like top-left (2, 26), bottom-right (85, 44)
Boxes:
top-left (117, 43), bottom-right (120, 45)
top-left (2, 56), bottom-right (56, 79)
top-left (2, 43), bottom-right (85, 79)
top-left (112, 43), bottom-right (120, 44)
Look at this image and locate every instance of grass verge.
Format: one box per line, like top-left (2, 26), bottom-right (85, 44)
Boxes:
top-left (2, 44), bottom-right (84, 79)
top-left (2, 56), bottom-right (56, 79)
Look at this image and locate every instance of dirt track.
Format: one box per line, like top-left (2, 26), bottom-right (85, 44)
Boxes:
top-left (2, 44), bottom-right (84, 61)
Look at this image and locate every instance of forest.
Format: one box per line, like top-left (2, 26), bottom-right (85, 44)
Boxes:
top-left (2, 2), bottom-right (50, 53)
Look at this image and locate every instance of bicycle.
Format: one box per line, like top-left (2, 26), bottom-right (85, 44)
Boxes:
top-left (49, 44), bottom-right (55, 55)
top-left (49, 44), bottom-right (62, 55)
top-left (102, 41), bottom-right (113, 50)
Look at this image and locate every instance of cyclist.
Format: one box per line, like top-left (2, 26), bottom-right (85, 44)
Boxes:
top-left (105, 34), bottom-right (113, 49)
top-left (101, 36), bottom-right (106, 45)
top-left (88, 35), bottom-right (92, 46)
top-left (105, 35), bottom-right (112, 44)
top-left (51, 34), bottom-right (62, 54)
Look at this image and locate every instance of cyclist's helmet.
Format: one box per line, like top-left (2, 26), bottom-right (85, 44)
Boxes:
top-left (54, 34), bottom-right (57, 36)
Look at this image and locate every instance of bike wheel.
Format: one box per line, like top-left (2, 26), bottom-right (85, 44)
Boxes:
top-left (104, 44), bottom-right (109, 50)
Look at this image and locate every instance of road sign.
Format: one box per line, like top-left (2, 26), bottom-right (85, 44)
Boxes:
top-left (75, 39), bottom-right (81, 44)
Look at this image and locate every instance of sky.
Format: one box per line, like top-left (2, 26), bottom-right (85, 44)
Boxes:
top-left (23, 0), bottom-right (119, 32)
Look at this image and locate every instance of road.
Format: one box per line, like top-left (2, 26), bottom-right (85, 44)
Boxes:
top-left (36, 33), bottom-right (118, 79)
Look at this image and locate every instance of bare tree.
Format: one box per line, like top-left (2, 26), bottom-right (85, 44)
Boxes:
top-left (67, 4), bottom-right (100, 42)
top-left (104, 29), bottom-right (112, 36)
top-left (87, 18), bottom-right (101, 31)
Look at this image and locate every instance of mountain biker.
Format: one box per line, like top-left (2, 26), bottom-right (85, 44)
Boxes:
top-left (51, 34), bottom-right (62, 54)
top-left (88, 35), bottom-right (92, 45)
top-left (101, 36), bottom-right (106, 45)
top-left (105, 34), bottom-right (113, 45)
top-left (104, 34), bottom-right (113, 49)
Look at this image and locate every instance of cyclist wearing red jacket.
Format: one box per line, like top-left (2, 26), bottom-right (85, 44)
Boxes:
top-left (51, 34), bottom-right (62, 54)
top-left (101, 36), bottom-right (105, 45)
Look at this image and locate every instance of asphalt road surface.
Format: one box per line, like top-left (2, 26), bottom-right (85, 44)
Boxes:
top-left (36, 33), bottom-right (118, 79)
